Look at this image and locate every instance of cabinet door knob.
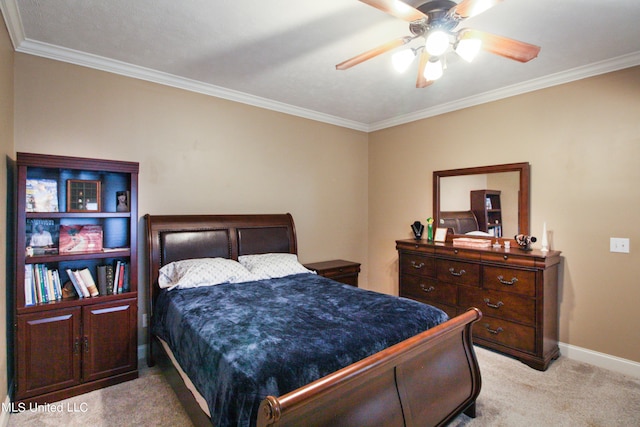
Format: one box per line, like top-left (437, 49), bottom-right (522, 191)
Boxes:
top-left (73, 338), bottom-right (80, 354)
top-left (497, 275), bottom-right (518, 286)
top-left (411, 261), bottom-right (425, 269)
top-left (83, 336), bottom-right (89, 353)
top-left (484, 298), bottom-right (504, 309)
top-left (448, 267), bottom-right (465, 277)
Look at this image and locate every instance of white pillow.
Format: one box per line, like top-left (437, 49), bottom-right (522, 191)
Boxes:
top-left (238, 253), bottom-right (313, 280)
top-left (158, 258), bottom-right (257, 290)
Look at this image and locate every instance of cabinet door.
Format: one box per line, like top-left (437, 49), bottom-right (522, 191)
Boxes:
top-left (82, 299), bottom-right (137, 382)
top-left (17, 307), bottom-right (81, 399)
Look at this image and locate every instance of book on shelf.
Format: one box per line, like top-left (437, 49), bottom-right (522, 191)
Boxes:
top-left (25, 219), bottom-right (59, 256)
top-left (26, 178), bottom-right (59, 213)
top-left (97, 265), bottom-right (108, 296)
top-left (78, 268), bottom-right (100, 297)
top-left (59, 225), bottom-right (103, 253)
top-left (105, 264), bottom-right (114, 295)
top-left (25, 264), bottom-right (62, 305)
top-left (66, 268), bottom-right (88, 298)
top-left (111, 260), bottom-right (129, 294)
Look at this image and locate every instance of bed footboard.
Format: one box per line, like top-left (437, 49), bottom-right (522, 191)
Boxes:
top-left (257, 308), bottom-right (482, 427)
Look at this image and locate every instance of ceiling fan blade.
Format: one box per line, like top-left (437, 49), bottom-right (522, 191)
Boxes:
top-left (416, 51), bottom-right (434, 88)
top-left (450, 0), bottom-right (503, 19)
top-left (359, 0), bottom-right (426, 22)
top-left (336, 37), bottom-right (411, 70)
top-left (460, 29), bottom-right (540, 62)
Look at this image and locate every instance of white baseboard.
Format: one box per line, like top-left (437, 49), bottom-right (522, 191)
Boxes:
top-left (0, 395), bottom-right (10, 427)
top-left (138, 343), bottom-right (147, 362)
top-left (560, 342), bottom-right (640, 378)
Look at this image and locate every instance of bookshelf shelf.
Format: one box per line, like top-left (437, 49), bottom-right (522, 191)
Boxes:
top-left (12, 152), bottom-right (139, 405)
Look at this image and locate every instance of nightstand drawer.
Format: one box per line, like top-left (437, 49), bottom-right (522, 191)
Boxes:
top-left (459, 288), bottom-right (535, 325)
top-left (483, 266), bottom-right (535, 296)
top-left (400, 274), bottom-right (457, 306)
top-left (436, 259), bottom-right (480, 287)
top-left (400, 254), bottom-right (435, 278)
top-left (475, 316), bottom-right (535, 354)
top-left (304, 260), bottom-right (360, 287)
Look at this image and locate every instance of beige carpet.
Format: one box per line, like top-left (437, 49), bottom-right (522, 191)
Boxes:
top-left (8, 346), bottom-right (640, 427)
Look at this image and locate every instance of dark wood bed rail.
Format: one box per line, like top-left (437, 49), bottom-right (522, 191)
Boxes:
top-left (258, 308), bottom-right (482, 427)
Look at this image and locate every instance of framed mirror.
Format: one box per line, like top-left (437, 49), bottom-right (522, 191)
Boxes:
top-left (433, 162), bottom-right (530, 239)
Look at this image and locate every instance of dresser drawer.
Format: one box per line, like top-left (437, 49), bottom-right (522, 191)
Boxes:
top-left (400, 274), bottom-right (457, 306)
top-left (436, 259), bottom-right (480, 287)
top-left (475, 316), bottom-right (536, 354)
top-left (483, 266), bottom-right (536, 296)
top-left (459, 288), bottom-right (535, 325)
top-left (435, 246), bottom-right (482, 260)
top-left (400, 254), bottom-right (435, 278)
top-left (482, 252), bottom-right (536, 268)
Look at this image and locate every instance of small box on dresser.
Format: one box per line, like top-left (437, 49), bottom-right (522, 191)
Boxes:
top-left (396, 238), bottom-right (561, 371)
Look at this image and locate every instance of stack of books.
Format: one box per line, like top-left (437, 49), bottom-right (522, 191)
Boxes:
top-left (24, 260), bottom-right (130, 306)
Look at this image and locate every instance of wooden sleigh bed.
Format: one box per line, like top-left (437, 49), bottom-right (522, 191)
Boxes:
top-left (145, 213), bottom-right (482, 427)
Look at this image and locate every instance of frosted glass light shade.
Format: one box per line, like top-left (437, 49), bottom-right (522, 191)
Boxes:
top-left (425, 31), bottom-right (449, 56)
top-left (392, 49), bottom-right (416, 72)
top-left (423, 59), bottom-right (443, 81)
top-left (456, 38), bottom-right (482, 62)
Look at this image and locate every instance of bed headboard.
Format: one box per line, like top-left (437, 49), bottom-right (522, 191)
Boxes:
top-left (438, 210), bottom-right (479, 235)
top-left (145, 213), bottom-right (297, 304)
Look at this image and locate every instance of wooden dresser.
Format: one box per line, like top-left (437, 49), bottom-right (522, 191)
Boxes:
top-left (396, 239), bottom-right (561, 370)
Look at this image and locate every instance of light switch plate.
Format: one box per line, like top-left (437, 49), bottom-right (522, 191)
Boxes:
top-left (610, 237), bottom-right (630, 253)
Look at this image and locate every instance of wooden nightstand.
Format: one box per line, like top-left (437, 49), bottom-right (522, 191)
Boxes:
top-left (304, 259), bottom-right (361, 287)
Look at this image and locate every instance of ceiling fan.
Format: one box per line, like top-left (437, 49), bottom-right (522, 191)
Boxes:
top-left (336, 0), bottom-right (541, 88)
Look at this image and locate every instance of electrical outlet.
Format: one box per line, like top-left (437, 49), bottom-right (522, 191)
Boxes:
top-left (610, 237), bottom-right (630, 253)
top-left (142, 313), bottom-right (148, 328)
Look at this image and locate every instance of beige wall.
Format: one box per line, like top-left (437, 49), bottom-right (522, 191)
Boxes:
top-left (0, 14), bottom-right (14, 408)
top-left (4, 14), bottom-right (640, 393)
top-left (369, 66), bottom-right (640, 363)
top-left (13, 53), bottom-right (369, 349)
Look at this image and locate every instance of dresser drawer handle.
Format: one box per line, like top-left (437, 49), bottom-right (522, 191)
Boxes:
top-left (411, 261), bottom-right (425, 269)
top-left (420, 284), bottom-right (435, 293)
top-left (484, 298), bottom-right (504, 309)
top-left (484, 324), bottom-right (504, 335)
top-left (497, 275), bottom-right (518, 286)
top-left (448, 267), bottom-right (465, 277)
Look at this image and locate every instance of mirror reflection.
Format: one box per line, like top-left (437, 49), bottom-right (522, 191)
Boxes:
top-left (434, 163), bottom-right (530, 239)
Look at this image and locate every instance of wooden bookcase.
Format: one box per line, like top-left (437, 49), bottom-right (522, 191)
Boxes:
top-left (470, 190), bottom-right (502, 237)
top-left (13, 152), bottom-right (139, 404)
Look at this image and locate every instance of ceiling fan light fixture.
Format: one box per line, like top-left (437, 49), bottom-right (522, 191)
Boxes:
top-left (423, 58), bottom-right (443, 81)
top-left (425, 30), bottom-right (449, 56)
top-left (468, 0), bottom-right (500, 17)
top-left (455, 38), bottom-right (482, 62)
top-left (392, 48), bottom-right (416, 72)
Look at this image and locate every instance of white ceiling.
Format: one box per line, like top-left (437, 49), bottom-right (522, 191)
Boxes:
top-left (2, 0), bottom-right (640, 131)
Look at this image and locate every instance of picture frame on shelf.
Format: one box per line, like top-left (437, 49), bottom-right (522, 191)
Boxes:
top-left (26, 178), bottom-right (59, 212)
top-left (59, 224), bottom-right (104, 253)
top-left (116, 190), bottom-right (130, 212)
top-left (25, 218), bottom-right (59, 256)
top-left (67, 180), bottom-right (101, 212)
top-left (434, 227), bottom-right (448, 243)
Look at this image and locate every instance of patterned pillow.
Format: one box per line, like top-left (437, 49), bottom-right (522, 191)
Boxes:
top-left (158, 258), bottom-right (257, 290)
top-left (238, 253), bottom-right (313, 280)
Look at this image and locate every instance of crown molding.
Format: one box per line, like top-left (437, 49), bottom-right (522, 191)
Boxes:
top-left (3, 0), bottom-right (639, 133)
top-left (368, 50), bottom-right (640, 131)
top-left (14, 38), bottom-right (370, 132)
